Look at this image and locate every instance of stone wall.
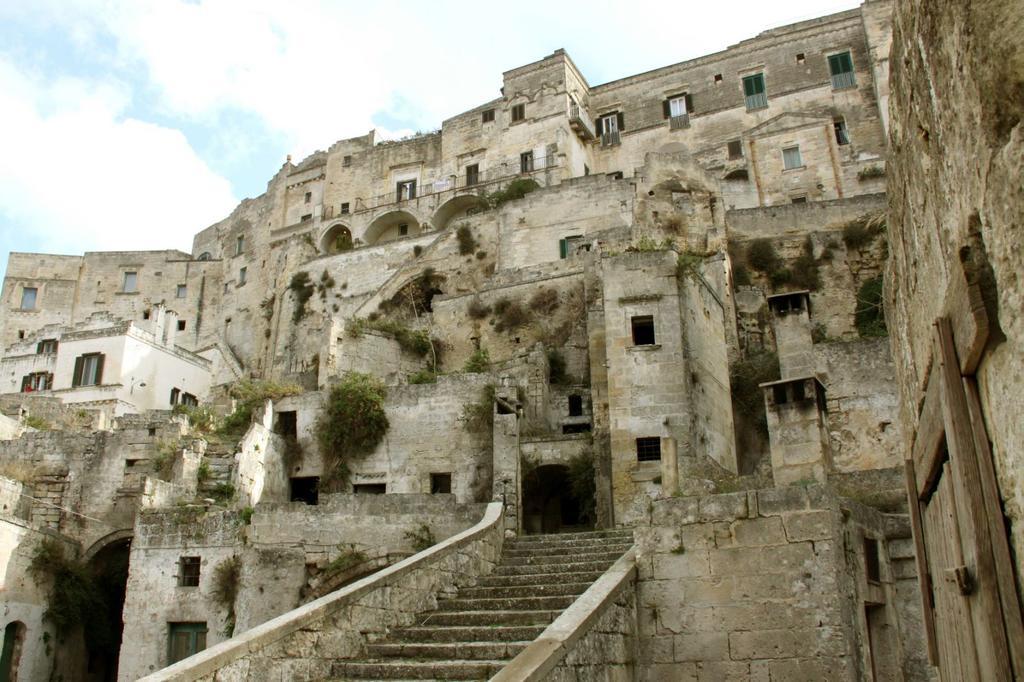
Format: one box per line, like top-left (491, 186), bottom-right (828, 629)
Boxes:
top-left (135, 503), bottom-right (503, 682)
top-left (634, 486), bottom-right (934, 680)
top-left (886, 0), bottom-right (1024, 585)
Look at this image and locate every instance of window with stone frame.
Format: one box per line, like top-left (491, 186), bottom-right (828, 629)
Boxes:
top-left (178, 556), bottom-right (201, 587)
top-left (782, 145), bottom-right (803, 170)
top-left (19, 286), bottom-right (37, 310)
top-left (636, 437), bottom-right (662, 462)
top-left (631, 315), bottom-right (656, 345)
top-left (510, 103), bottom-right (525, 122)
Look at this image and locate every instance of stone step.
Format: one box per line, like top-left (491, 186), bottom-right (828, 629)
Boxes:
top-left (437, 595), bottom-right (576, 611)
top-left (390, 625), bottom-right (546, 643)
top-left (474, 569), bottom-right (605, 588)
top-left (500, 541), bottom-right (633, 557)
top-left (422, 609), bottom-right (559, 627)
top-left (332, 659), bottom-right (505, 680)
top-left (366, 641), bottom-right (529, 661)
top-left (457, 581), bottom-right (592, 599)
top-left (491, 559), bottom-right (613, 577)
top-left (511, 529), bottom-right (634, 543)
top-left (499, 550), bottom-right (625, 567)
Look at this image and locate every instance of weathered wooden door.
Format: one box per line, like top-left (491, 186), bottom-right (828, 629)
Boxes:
top-left (905, 314), bottom-right (1024, 680)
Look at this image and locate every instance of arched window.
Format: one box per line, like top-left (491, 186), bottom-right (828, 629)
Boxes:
top-left (1, 621), bottom-right (27, 681)
top-left (197, 252), bottom-right (212, 261)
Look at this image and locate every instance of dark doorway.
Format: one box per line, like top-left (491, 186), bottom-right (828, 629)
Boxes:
top-left (290, 476), bottom-right (319, 505)
top-left (86, 538), bottom-right (131, 682)
top-left (275, 411), bottom-right (297, 437)
top-left (0, 621), bottom-right (25, 682)
top-left (521, 464), bottom-right (592, 535)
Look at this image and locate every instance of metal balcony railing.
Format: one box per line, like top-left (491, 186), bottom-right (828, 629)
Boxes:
top-left (831, 71), bottom-right (856, 90)
top-left (568, 103), bottom-right (596, 141)
top-left (601, 130), bottom-right (620, 147)
top-left (669, 114), bottom-right (690, 130)
top-left (745, 92), bottom-right (768, 110)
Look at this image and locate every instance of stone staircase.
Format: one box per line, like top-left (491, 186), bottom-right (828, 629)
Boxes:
top-left (198, 436), bottom-right (236, 498)
top-left (332, 528), bottom-right (635, 681)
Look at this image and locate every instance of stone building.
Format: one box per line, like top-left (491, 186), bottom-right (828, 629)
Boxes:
top-left (0, 0), bottom-right (1018, 679)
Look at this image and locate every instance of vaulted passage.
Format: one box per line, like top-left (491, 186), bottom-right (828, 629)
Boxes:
top-left (85, 539), bottom-right (131, 682)
top-left (521, 464), bottom-right (590, 535)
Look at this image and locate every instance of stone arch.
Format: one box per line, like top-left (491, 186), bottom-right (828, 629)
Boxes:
top-left (83, 528), bottom-right (134, 561)
top-left (319, 222), bottom-right (355, 254)
top-left (84, 532), bottom-right (132, 680)
top-left (197, 252), bottom-right (212, 261)
top-left (362, 209), bottom-right (424, 246)
top-left (432, 194), bottom-right (488, 232)
top-left (0, 621), bottom-right (26, 681)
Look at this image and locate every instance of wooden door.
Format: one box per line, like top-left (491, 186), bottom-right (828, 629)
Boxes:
top-left (905, 317), bottom-right (1024, 680)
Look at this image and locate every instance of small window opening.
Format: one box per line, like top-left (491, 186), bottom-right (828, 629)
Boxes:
top-left (714, 73), bottom-right (723, 83)
top-left (520, 150), bottom-right (534, 173)
top-left (300, 213), bottom-right (312, 222)
top-left (178, 556), bottom-right (201, 587)
top-left (235, 235), bottom-right (244, 256)
top-left (341, 202), bottom-right (350, 214)
top-left (481, 109), bottom-right (495, 123)
top-left (142, 309), bottom-right (151, 320)
top-left (792, 381), bottom-right (806, 401)
top-left (276, 411), bottom-right (297, 437)
top-left (176, 284), bottom-right (187, 298)
top-left (430, 473), bottom-right (452, 494)
top-left (170, 388), bottom-right (180, 405)
top-left (17, 330), bottom-right (24, 340)
top-left (290, 477), bottom-right (320, 505)
top-left (37, 338), bottom-right (58, 354)
top-left (148, 427), bottom-right (157, 437)
top-left (773, 385), bottom-right (788, 405)
top-left (791, 196), bottom-right (808, 204)
top-left (727, 140), bottom-right (744, 159)
top-left (511, 103), bottom-right (525, 122)
top-left (466, 163), bottom-right (480, 186)
top-left (865, 537), bottom-right (881, 583)
top-left (19, 286), bottom-right (37, 310)
top-left (631, 315), bottom-right (656, 346)
top-left (343, 155), bottom-right (352, 167)
top-left (239, 267), bottom-right (247, 285)
top-left (783, 145), bottom-right (803, 170)
top-left (568, 394), bottom-right (583, 417)
top-left (353, 483), bottom-right (387, 495)
top-left (636, 437), bottom-right (662, 462)
top-left (834, 117), bottom-right (851, 145)
top-left (796, 52), bottom-right (805, 63)
top-left (177, 320), bottom-right (186, 331)
top-left (304, 192), bottom-right (311, 204)
top-left (562, 423), bottom-right (592, 434)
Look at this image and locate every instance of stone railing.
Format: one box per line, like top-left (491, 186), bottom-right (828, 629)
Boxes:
top-left (138, 502), bottom-right (504, 682)
top-left (492, 548), bottom-right (638, 681)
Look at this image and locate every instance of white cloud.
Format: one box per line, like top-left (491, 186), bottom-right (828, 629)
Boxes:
top-left (0, 59), bottom-right (237, 255)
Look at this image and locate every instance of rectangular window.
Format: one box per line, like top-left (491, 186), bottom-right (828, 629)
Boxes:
top-left (742, 73), bottom-right (768, 110)
top-left (520, 150), bottom-right (534, 173)
top-left (568, 394), bottom-right (583, 417)
top-left (176, 284), bottom-right (187, 298)
top-left (481, 109), bottom-right (495, 123)
top-left (783, 146), bottom-right (803, 170)
top-left (398, 224), bottom-right (408, 237)
top-left (833, 117), bottom-right (851, 145)
top-left (290, 476), bottom-right (320, 505)
top-left (20, 286), bottom-right (37, 310)
top-left (664, 94), bottom-right (692, 129)
top-left (170, 388), bottom-right (180, 405)
top-left (828, 51), bottom-right (856, 90)
top-left (122, 272), bottom-right (138, 293)
top-left (396, 179), bottom-right (417, 201)
top-left (304, 191), bottom-right (311, 204)
top-left (864, 537), bottom-right (881, 583)
top-left (430, 473), bottom-right (452, 494)
top-left (177, 319), bottom-right (186, 331)
top-left (340, 202), bottom-right (350, 214)
top-left (727, 140), bottom-right (744, 159)
top-left (791, 196), bottom-right (808, 204)
top-left (180, 393), bottom-right (198, 407)
top-left (72, 353), bottom-right (105, 387)
top-left (235, 235), bottom-right (244, 256)
top-left (559, 235), bottom-right (583, 259)
top-left (631, 315), bottom-right (656, 346)
top-left (178, 556), bottom-right (201, 587)
top-left (636, 437), bottom-right (662, 462)
top-left (37, 338), bottom-right (58, 354)
top-left (238, 267), bottom-right (247, 285)
top-left (168, 622), bottom-right (207, 664)
top-left (465, 163), bottom-right (479, 187)
top-left (353, 483), bottom-right (387, 495)
top-left (511, 103), bottom-right (525, 122)
top-left (342, 155), bottom-right (352, 167)
top-left (21, 372), bottom-right (52, 392)
top-left (300, 213), bottom-right (312, 222)
top-left (597, 113), bottom-right (623, 147)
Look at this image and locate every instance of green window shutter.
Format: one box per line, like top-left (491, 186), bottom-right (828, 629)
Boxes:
top-left (72, 356), bottom-right (84, 387)
top-left (829, 52), bottom-right (853, 75)
top-left (594, 117), bottom-right (603, 136)
top-left (662, 99), bottom-right (671, 118)
top-left (685, 93), bottom-right (694, 113)
top-left (95, 354), bottom-right (105, 385)
top-left (616, 112), bottom-right (625, 132)
top-left (559, 239), bottom-right (568, 259)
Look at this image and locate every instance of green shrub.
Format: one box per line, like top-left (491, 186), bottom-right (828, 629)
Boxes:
top-left (347, 317), bottom-right (433, 357)
top-left (240, 507), bottom-right (254, 525)
top-left (463, 347), bottom-right (491, 373)
top-left (729, 349), bottom-right (780, 438)
top-left (747, 239), bottom-right (780, 273)
top-left (493, 298), bottom-right (531, 332)
top-left (486, 178), bottom-right (539, 208)
top-left (456, 224), bottom-right (477, 255)
top-left (842, 214), bottom-right (885, 250)
top-left (29, 540), bottom-right (108, 643)
top-left (219, 380), bottom-right (302, 436)
top-left (408, 369), bottom-right (437, 385)
top-left (413, 245), bottom-right (423, 257)
top-left (786, 237), bottom-right (820, 291)
top-left (404, 523), bottom-right (436, 552)
top-left (196, 461), bottom-right (211, 484)
top-left (24, 415), bottom-right (50, 430)
top-left (528, 288), bottom-right (559, 315)
top-left (211, 556), bottom-right (241, 636)
top-left (676, 251), bottom-right (703, 281)
top-left (289, 271), bottom-right (316, 323)
top-left (211, 483), bottom-right (235, 504)
top-left (467, 298), bottom-right (490, 320)
top-left (855, 276), bottom-right (888, 337)
top-left (172, 404), bottom-right (215, 432)
top-left (326, 546), bottom-right (368, 574)
top-left (462, 385), bottom-right (496, 433)
top-left (857, 165), bottom-right (886, 180)
top-left (316, 373), bottom-right (389, 485)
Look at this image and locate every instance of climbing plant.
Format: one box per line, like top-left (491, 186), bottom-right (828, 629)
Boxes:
top-left (316, 372), bottom-right (389, 485)
top-left (855, 276), bottom-right (887, 337)
top-left (29, 539), bottom-right (108, 643)
top-left (211, 556), bottom-right (241, 637)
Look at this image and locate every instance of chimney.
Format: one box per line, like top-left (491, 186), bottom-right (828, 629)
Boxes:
top-left (164, 310), bottom-right (179, 348)
top-left (152, 304), bottom-right (167, 343)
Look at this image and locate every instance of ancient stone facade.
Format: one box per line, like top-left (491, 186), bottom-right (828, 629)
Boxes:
top-left (2, 1), bottom-right (1003, 680)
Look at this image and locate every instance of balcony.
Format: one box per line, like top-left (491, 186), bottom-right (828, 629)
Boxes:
top-left (831, 71), bottom-right (856, 90)
top-left (601, 130), bottom-right (620, 148)
top-left (669, 114), bottom-right (690, 131)
top-left (568, 103), bottom-right (596, 141)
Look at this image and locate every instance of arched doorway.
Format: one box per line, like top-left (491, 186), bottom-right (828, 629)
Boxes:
top-left (84, 537), bottom-right (131, 682)
top-left (0, 621), bottom-right (26, 682)
top-left (521, 464), bottom-right (592, 535)
top-left (432, 194), bottom-right (487, 231)
top-left (319, 223), bottom-right (354, 254)
top-left (362, 210), bottom-right (422, 246)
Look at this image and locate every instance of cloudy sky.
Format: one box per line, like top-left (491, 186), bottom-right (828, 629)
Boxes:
top-left (0, 0), bottom-right (860, 271)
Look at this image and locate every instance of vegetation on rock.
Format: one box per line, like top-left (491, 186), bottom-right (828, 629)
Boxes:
top-left (316, 372), bottom-right (389, 486)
